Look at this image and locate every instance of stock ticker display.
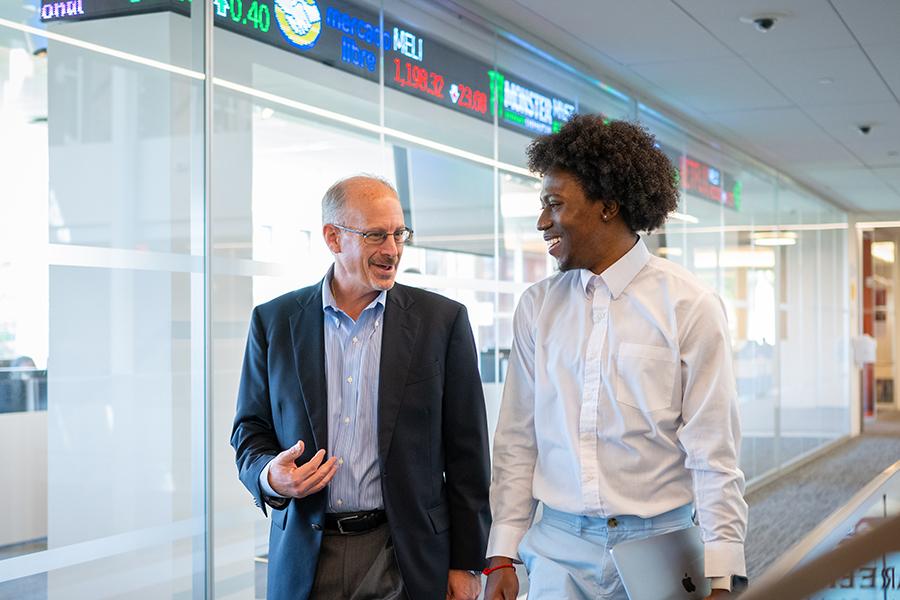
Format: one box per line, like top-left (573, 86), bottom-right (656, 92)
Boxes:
top-left (38, 0), bottom-right (740, 207)
top-left (38, 0), bottom-right (576, 135)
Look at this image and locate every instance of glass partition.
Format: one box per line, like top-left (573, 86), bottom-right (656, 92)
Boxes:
top-left (642, 105), bottom-right (849, 482)
top-left (0, 2), bottom-right (206, 598)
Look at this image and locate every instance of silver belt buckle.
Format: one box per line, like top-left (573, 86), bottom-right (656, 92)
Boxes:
top-left (336, 514), bottom-right (362, 534)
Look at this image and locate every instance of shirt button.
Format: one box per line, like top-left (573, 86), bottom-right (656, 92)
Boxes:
top-left (338, 458), bottom-right (344, 465)
top-left (608, 518), bottom-right (618, 528)
top-left (336, 499), bottom-right (343, 506)
top-left (346, 376), bottom-right (352, 383)
top-left (344, 417), bottom-right (350, 424)
top-left (352, 336), bottom-right (358, 344)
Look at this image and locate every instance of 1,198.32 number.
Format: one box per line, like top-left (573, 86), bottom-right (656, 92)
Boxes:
top-left (393, 58), bottom-right (444, 98)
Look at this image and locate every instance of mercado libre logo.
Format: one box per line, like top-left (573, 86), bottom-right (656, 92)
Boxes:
top-left (275, 0), bottom-right (322, 50)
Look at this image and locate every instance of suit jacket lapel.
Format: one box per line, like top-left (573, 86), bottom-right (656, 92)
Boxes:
top-left (290, 281), bottom-right (328, 453)
top-left (378, 285), bottom-right (420, 468)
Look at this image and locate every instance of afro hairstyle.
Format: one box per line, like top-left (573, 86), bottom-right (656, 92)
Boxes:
top-left (526, 114), bottom-right (679, 232)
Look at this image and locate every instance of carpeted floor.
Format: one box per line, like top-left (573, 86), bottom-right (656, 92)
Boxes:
top-left (745, 426), bottom-right (900, 579)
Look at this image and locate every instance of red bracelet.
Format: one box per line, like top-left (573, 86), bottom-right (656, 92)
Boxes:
top-left (482, 563), bottom-right (515, 576)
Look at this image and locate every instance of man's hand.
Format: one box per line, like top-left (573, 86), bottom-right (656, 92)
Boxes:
top-left (267, 440), bottom-right (338, 499)
top-left (446, 569), bottom-right (480, 600)
top-left (483, 556), bottom-right (518, 600)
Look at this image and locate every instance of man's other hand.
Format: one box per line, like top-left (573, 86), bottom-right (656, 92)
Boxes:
top-left (483, 556), bottom-right (519, 600)
top-left (268, 440), bottom-right (338, 499)
top-left (446, 569), bottom-right (480, 600)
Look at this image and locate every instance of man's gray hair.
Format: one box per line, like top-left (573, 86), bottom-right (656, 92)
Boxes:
top-left (321, 174), bottom-right (399, 226)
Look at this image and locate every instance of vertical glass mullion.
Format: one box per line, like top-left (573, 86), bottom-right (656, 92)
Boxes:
top-left (189, 0), bottom-right (214, 596)
top-left (772, 179), bottom-right (782, 474)
top-left (492, 30), bottom-right (501, 421)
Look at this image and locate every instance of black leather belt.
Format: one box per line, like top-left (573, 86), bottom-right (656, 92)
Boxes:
top-left (323, 510), bottom-right (387, 534)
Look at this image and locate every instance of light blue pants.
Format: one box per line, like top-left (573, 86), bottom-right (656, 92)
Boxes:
top-left (518, 503), bottom-right (695, 600)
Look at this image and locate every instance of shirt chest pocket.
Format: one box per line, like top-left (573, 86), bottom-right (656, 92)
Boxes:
top-left (615, 342), bottom-right (678, 412)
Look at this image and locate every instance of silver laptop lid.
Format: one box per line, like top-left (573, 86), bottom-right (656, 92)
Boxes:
top-left (610, 525), bottom-right (711, 600)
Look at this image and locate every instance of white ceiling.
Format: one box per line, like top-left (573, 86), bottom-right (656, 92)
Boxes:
top-left (456, 0), bottom-right (900, 217)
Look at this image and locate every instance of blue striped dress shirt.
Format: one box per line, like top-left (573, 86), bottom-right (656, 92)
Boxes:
top-left (321, 274), bottom-right (386, 513)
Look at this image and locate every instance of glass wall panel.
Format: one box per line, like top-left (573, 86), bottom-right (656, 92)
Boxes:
top-left (0, 3), bottom-right (205, 599)
top-left (638, 110), bottom-right (689, 269)
top-left (819, 225), bottom-right (850, 438)
top-left (642, 106), bottom-right (849, 482)
top-left (723, 165), bottom-right (779, 482)
top-left (778, 185), bottom-right (819, 464)
top-left (210, 92), bottom-right (392, 596)
top-left (778, 184), bottom-right (850, 465)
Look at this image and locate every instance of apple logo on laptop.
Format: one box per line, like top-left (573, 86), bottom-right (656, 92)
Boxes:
top-left (682, 573), bottom-right (696, 593)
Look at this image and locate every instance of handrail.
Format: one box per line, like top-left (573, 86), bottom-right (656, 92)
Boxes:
top-left (742, 460), bottom-right (900, 599)
top-left (739, 512), bottom-right (900, 600)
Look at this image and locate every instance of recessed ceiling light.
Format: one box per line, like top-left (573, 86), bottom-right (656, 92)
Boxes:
top-left (818, 77), bottom-right (834, 85)
top-left (752, 231), bottom-right (797, 246)
top-left (872, 242), bottom-right (895, 264)
top-left (668, 212), bottom-right (699, 224)
top-left (658, 247), bottom-right (683, 257)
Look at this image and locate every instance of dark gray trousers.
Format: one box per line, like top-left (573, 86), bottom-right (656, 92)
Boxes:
top-left (310, 523), bottom-right (406, 600)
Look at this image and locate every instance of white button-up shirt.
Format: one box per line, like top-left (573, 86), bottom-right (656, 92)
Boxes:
top-left (487, 238), bottom-right (748, 579)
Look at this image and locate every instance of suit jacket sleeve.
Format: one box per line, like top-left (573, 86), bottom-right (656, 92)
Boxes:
top-left (231, 306), bottom-right (282, 516)
top-left (442, 305), bottom-right (492, 570)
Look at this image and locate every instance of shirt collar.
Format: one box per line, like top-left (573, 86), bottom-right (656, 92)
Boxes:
top-left (322, 266), bottom-right (387, 314)
top-left (579, 236), bottom-right (650, 299)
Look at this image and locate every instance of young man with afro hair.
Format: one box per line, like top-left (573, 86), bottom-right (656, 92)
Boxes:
top-left (484, 115), bottom-right (748, 599)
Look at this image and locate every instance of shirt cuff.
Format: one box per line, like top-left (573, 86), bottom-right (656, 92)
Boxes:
top-left (704, 540), bottom-right (746, 578)
top-left (259, 459), bottom-right (285, 499)
top-left (710, 576), bottom-right (731, 591)
top-left (486, 523), bottom-right (529, 561)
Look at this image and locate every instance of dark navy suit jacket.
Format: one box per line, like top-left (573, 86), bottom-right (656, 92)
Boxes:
top-left (231, 279), bottom-right (491, 600)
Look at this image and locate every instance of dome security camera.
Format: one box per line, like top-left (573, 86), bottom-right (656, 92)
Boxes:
top-left (740, 14), bottom-right (786, 32)
top-left (753, 17), bottom-right (777, 32)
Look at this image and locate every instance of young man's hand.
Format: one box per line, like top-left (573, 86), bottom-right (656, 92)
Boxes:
top-left (483, 556), bottom-right (519, 600)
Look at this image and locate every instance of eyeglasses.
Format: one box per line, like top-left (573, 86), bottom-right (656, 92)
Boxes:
top-left (332, 224), bottom-right (414, 245)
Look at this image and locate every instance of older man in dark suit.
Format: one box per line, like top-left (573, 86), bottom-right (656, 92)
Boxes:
top-left (231, 174), bottom-right (491, 600)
